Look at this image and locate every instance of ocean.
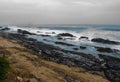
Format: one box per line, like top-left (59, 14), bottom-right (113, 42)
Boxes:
top-left (1, 24), bottom-right (120, 58)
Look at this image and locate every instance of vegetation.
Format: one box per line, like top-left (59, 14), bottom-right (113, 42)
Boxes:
top-left (0, 56), bottom-right (10, 82)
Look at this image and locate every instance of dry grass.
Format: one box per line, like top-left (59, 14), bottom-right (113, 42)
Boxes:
top-left (0, 37), bottom-right (109, 82)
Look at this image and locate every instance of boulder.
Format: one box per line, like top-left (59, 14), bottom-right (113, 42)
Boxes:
top-left (55, 42), bottom-right (74, 46)
top-left (97, 47), bottom-right (113, 53)
top-left (0, 27), bottom-right (10, 31)
top-left (91, 38), bottom-right (120, 45)
top-left (52, 32), bottom-right (56, 34)
top-left (43, 39), bottom-right (51, 42)
top-left (80, 46), bottom-right (86, 49)
top-left (37, 31), bottom-right (42, 33)
top-left (57, 33), bottom-right (74, 37)
top-left (79, 36), bottom-right (89, 40)
top-left (17, 29), bottom-right (33, 35)
top-left (57, 37), bottom-right (63, 40)
top-left (73, 48), bottom-right (79, 50)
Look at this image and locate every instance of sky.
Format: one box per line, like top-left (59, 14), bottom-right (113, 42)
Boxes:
top-left (0, 0), bottom-right (120, 25)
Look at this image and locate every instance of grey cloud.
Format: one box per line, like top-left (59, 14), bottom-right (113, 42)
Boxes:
top-left (0, 0), bottom-right (120, 25)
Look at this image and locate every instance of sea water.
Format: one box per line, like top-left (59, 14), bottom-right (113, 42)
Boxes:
top-left (2, 24), bottom-right (120, 58)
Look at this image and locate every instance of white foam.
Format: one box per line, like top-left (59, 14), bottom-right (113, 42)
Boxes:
top-left (5, 25), bottom-right (120, 58)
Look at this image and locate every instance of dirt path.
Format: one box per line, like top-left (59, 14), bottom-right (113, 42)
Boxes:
top-left (0, 37), bottom-right (109, 82)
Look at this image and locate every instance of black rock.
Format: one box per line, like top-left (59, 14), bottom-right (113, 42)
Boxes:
top-left (52, 32), bottom-right (56, 34)
top-left (98, 54), bottom-right (120, 82)
top-left (43, 39), bottom-right (51, 42)
top-left (79, 36), bottom-right (89, 40)
top-left (0, 27), bottom-right (10, 31)
top-left (73, 48), bottom-right (79, 50)
top-left (57, 37), bottom-right (63, 40)
top-left (17, 29), bottom-right (34, 35)
top-left (57, 33), bottom-right (74, 37)
top-left (80, 46), bottom-right (86, 49)
top-left (55, 41), bottom-right (74, 46)
top-left (28, 38), bottom-right (36, 41)
top-left (40, 34), bottom-right (51, 37)
top-left (37, 31), bottom-right (42, 33)
top-left (97, 47), bottom-right (113, 53)
top-left (91, 38), bottom-right (120, 45)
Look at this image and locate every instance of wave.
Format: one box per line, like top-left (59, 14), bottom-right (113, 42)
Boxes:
top-left (7, 25), bottom-right (120, 42)
top-left (1, 25), bottom-right (120, 58)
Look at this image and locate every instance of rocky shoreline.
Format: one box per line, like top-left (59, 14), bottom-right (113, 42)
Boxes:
top-left (0, 31), bottom-right (120, 82)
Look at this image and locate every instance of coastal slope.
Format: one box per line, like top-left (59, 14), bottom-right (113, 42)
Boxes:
top-left (0, 37), bottom-right (109, 82)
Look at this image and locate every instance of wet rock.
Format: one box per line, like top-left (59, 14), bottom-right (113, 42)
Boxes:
top-left (99, 55), bottom-right (120, 70)
top-left (79, 36), bottom-right (89, 40)
top-left (17, 29), bottom-right (34, 35)
top-left (40, 34), bottom-right (51, 37)
top-left (0, 26), bottom-right (3, 28)
top-left (0, 27), bottom-right (10, 31)
top-left (97, 47), bottom-right (113, 53)
top-left (80, 46), bottom-right (86, 49)
top-left (57, 33), bottom-right (74, 37)
top-left (28, 38), bottom-right (37, 41)
top-left (91, 38), bottom-right (120, 45)
top-left (57, 37), bottom-right (63, 40)
top-left (105, 69), bottom-right (120, 82)
top-left (43, 39), bottom-right (51, 42)
top-left (37, 31), bottom-right (42, 33)
top-left (52, 32), bottom-right (56, 34)
top-left (55, 41), bottom-right (74, 46)
top-left (73, 48), bottom-right (79, 50)
top-left (99, 54), bottom-right (120, 82)
top-left (63, 37), bottom-right (76, 40)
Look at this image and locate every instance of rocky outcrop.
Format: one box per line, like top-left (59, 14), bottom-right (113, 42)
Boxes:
top-left (57, 33), bottom-right (74, 37)
top-left (17, 29), bottom-right (34, 35)
top-left (99, 54), bottom-right (120, 82)
top-left (80, 46), bottom-right (86, 50)
top-left (91, 38), bottom-right (120, 45)
top-left (40, 34), bottom-right (51, 37)
top-left (57, 37), bottom-right (63, 40)
top-left (0, 32), bottom-right (120, 82)
top-left (97, 47), bottom-right (113, 53)
top-left (0, 27), bottom-right (10, 31)
top-left (52, 32), bottom-right (56, 34)
top-left (79, 36), bottom-right (89, 40)
top-left (73, 48), bottom-right (79, 50)
top-left (55, 42), bottom-right (74, 46)
top-left (0, 26), bottom-right (3, 28)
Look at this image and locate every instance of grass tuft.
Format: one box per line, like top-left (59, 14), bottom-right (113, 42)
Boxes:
top-left (0, 56), bottom-right (10, 82)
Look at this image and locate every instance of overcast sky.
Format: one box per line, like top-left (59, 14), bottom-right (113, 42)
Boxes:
top-left (0, 0), bottom-right (120, 25)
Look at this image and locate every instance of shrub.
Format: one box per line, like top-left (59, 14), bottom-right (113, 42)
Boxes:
top-left (0, 56), bottom-right (10, 82)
